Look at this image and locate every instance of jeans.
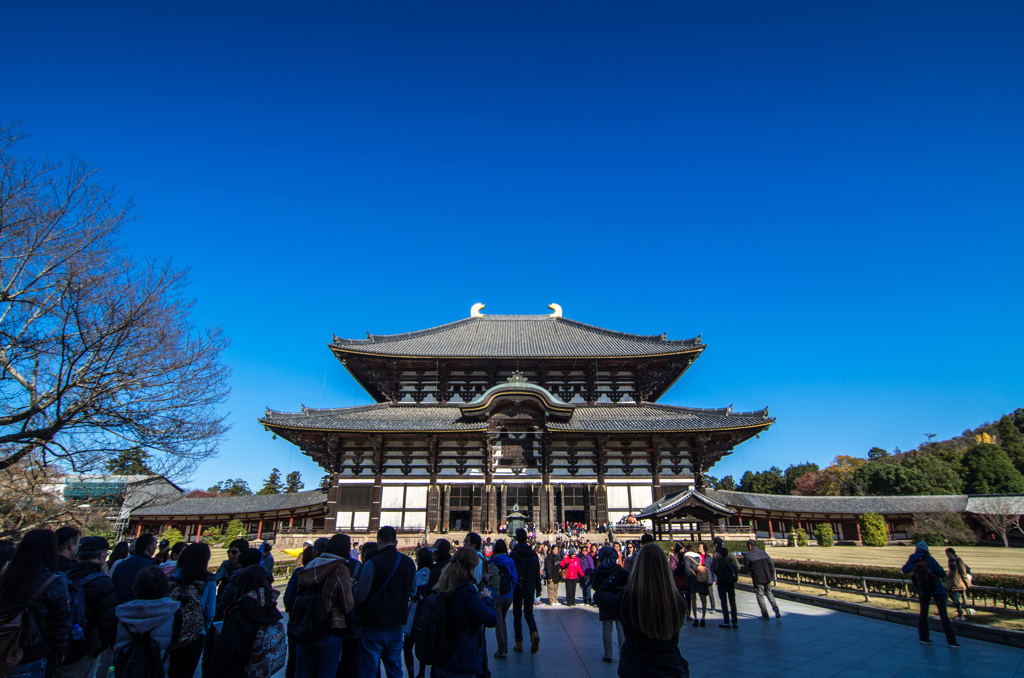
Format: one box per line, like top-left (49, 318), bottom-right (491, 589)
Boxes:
top-left (601, 620), bottom-right (624, 660)
top-left (581, 577), bottom-right (593, 605)
top-left (494, 597), bottom-right (512, 654)
top-left (753, 583), bottom-right (779, 617)
top-left (436, 670), bottom-right (474, 678)
top-left (564, 579), bottom-right (577, 606)
top-left (5, 659), bottom-right (47, 678)
top-left (512, 587), bottom-right (538, 641)
top-left (358, 627), bottom-right (404, 678)
top-left (918, 593), bottom-right (957, 644)
top-left (717, 582), bottom-right (737, 624)
top-left (949, 590), bottom-right (964, 617)
top-left (296, 633), bottom-right (344, 678)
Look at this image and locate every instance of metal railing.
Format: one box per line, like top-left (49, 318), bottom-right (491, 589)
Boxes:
top-left (774, 567), bottom-right (1024, 613)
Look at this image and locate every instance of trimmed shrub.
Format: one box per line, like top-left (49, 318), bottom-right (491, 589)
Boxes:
top-left (222, 519), bottom-right (247, 544)
top-left (860, 513), bottom-right (888, 547)
top-left (788, 528), bottom-right (808, 547)
top-left (161, 527), bottom-right (185, 547)
top-left (655, 539), bottom-right (762, 554)
top-left (815, 524), bottom-right (834, 547)
top-left (200, 526), bottom-right (223, 545)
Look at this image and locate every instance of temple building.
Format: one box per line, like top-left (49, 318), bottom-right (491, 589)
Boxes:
top-left (259, 304), bottom-right (775, 534)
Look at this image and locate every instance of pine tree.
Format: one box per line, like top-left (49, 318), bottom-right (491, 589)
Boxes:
top-left (258, 468), bottom-right (283, 495)
top-left (284, 471), bottom-right (304, 493)
top-left (996, 414), bottom-right (1024, 474)
top-left (962, 444), bottom-right (1024, 494)
top-left (106, 448), bottom-right (154, 475)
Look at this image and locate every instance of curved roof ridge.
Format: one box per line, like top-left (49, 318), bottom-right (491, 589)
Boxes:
top-left (331, 315), bottom-right (702, 348)
top-left (632, 403), bottom-right (772, 418)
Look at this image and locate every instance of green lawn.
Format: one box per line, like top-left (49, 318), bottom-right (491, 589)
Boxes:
top-left (765, 545), bottom-right (1022, 575)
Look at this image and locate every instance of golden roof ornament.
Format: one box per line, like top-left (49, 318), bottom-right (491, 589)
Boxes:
top-left (548, 303), bottom-right (562, 318)
top-left (470, 303), bottom-right (485, 317)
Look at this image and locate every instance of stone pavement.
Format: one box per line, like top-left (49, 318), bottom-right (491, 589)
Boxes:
top-left (480, 588), bottom-right (1024, 678)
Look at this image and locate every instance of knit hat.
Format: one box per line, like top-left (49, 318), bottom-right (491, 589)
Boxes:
top-left (916, 541), bottom-right (929, 552)
top-left (77, 536), bottom-right (110, 557)
top-left (597, 546), bottom-right (617, 562)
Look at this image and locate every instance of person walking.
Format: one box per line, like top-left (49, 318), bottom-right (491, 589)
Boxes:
top-left (683, 546), bottom-right (709, 627)
top-left (559, 547), bottom-right (583, 607)
top-left (592, 546), bottom-right (627, 664)
top-left (594, 544), bottom-right (688, 678)
top-left (945, 548), bottom-right (971, 621)
top-left (902, 542), bottom-right (958, 647)
top-left (352, 526), bottom-right (416, 678)
top-left (432, 547), bottom-right (497, 678)
top-left (544, 545), bottom-right (562, 605)
top-left (487, 539), bottom-right (518, 659)
top-left (509, 528), bottom-right (541, 654)
top-left (209, 564), bottom-right (283, 678)
top-left (294, 534), bottom-right (356, 678)
top-left (167, 543), bottom-right (216, 678)
top-left (61, 537), bottom-right (117, 678)
top-left (113, 566), bottom-right (181, 676)
top-left (743, 540), bottom-right (780, 620)
top-left (711, 537), bottom-right (740, 629)
top-left (0, 529), bottom-right (71, 678)
top-left (110, 533), bottom-right (160, 604)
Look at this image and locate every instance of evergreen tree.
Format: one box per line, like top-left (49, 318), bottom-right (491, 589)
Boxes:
top-left (106, 448), bottom-right (154, 475)
top-left (285, 471), bottom-right (304, 493)
top-left (212, 478), bottom-right (252, 496)
top-left (258, 468), bottom-right (283, 495)
top-left (996, 414), bottom-right (1024, 474)
top-left (860, 513), bottom-right (888, 546)
top-left (901, 452), bottom-right (962, 495)
top-left (784, 462), bottom-right (819, 493)
top-left (962, 444), bottom-right (1024, 494)
top-left (222, 519), bottom-right (247, 543)
top-left (318, 475), bottom-right (332, 491)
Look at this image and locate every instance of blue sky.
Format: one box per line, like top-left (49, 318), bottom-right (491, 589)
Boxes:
top-left (6, 2), bottom-right (1023, 491)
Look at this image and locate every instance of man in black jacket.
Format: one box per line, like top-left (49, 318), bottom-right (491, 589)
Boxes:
top-left (352, 526), bottom-right (416, 678)
top-left (510, 528), bottom-right (541, 654)
top-left (55, 525), bottom-right (81, 572)
top-left (742, 539), bottom-right (780, 620)
top-left (61, 537), bottom-right (118, 678)
top-left (110, 533), bottom-right (158, 604)
top-left (543, 545), bottom-right (562, 605)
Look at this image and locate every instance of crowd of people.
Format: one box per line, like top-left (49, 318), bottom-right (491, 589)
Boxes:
top-left (0, 524), bottom-right (971, 678)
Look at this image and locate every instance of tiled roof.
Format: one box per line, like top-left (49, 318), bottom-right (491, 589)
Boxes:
top-left (965, 494), bottom-right (1024, 515)
top-left (637, 488), bottom-right (735, 520)
top-left (331, 315), bottom-right (703, 359)
top-left (706, 489), bottom-right (969, 515)
top-left (132, 489), bottom-right (328, 517)
top-left (260, 403), bottom-right (773, 434)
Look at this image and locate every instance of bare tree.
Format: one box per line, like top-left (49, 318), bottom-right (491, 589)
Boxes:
top-left (0, 454), bottom-right (74, 537)
top-left (0, 122), bottom-right (230, 481)
top-left (969, 497), bottom-right (1023, 547)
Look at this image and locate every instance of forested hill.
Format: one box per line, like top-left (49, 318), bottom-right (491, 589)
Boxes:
top-left (708, 408), bottom-right (1024, 497)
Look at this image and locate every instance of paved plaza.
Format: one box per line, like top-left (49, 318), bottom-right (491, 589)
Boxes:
top-left (478, 589), bottom-right (1024, 678)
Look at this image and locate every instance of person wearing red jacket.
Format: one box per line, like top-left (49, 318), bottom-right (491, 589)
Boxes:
top-left (559, 548), bottom-right (585, 607)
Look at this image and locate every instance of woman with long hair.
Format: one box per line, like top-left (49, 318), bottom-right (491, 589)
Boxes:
top-left (597, 543), bottom-right (688, 678)
top-left (434, 547), bottom-right (497, 678)
top-left (167, 543), bottom-right (216, 678)
top-left (696, 541), bottom-right (715, 612)
top-left (209, 564), bottom-right (283, 678)
top-left (0, 529), bottom-right (70, 678)
top-left (107, 541), bottom-right (129, 573)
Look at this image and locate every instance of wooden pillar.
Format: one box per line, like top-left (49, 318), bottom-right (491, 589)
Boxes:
top-left (197, 523), bottom-right (202, 540)
top-left (135, 524), bottom-right (142, 537)
top-left (768, 518), bottom-right (774, 540)
top-left (855, 521), bottom-right (862, 544)
top-left (257, 518), bottom-right (263, 539)
top-left (288, 516), bottom-right (294, 528)
top-left (442, 484), bottom-right (451, 531)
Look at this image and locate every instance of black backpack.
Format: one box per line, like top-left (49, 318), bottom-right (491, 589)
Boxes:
top-left (413, 592), bottom-right (454, 667)
top-left (288, 581), bottom-right (329, 645)
top-left (113, 630), bottom-right (165, 678)
top-left (913, 558), bottom-right (936, 595)
top-left (494, 562), bottom-right (512, 596)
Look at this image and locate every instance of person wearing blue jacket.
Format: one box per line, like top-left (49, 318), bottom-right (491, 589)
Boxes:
top-left (435, 547), bottom-right (497, 678)
top-left (901, 541), bottom-right (958, 647)
top-left (487, 539), bottom-right (518, 659)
